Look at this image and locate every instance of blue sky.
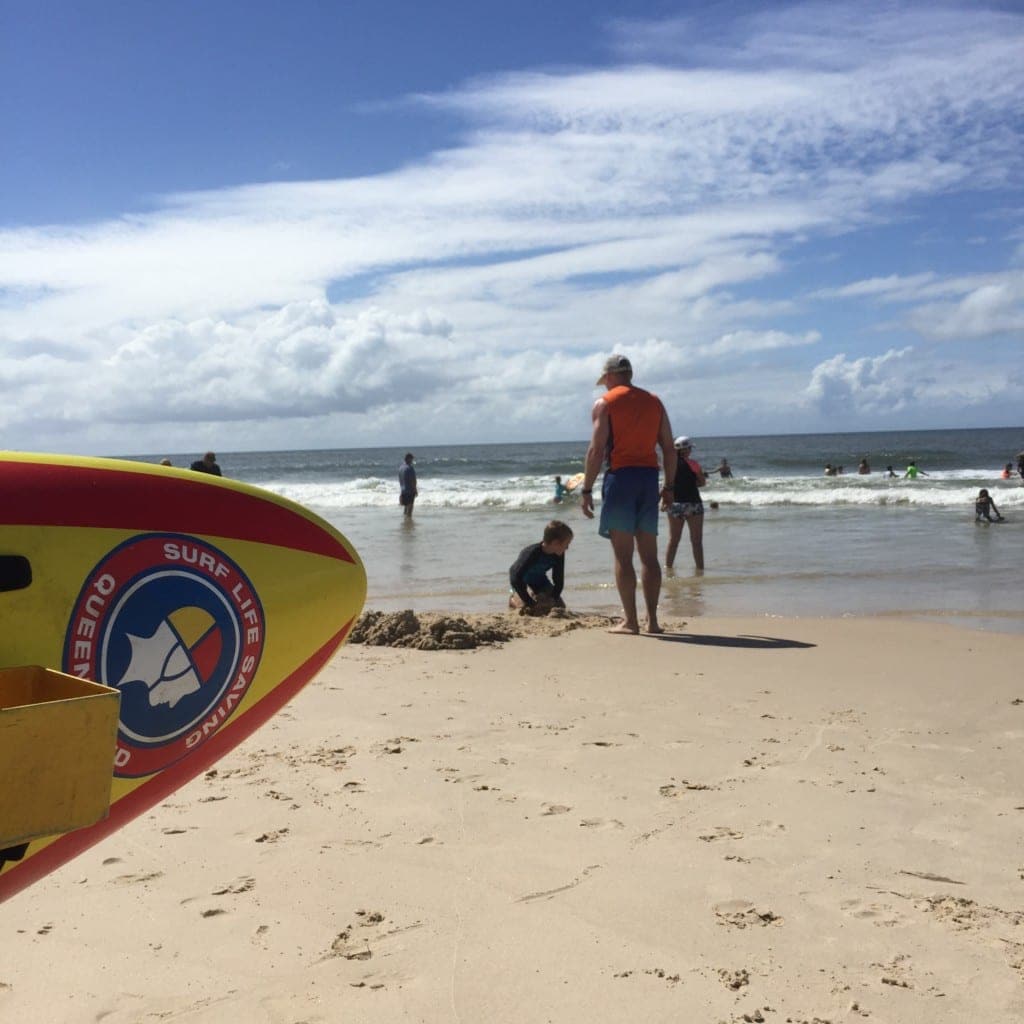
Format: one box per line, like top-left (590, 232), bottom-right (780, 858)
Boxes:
top-left (1, 0), bottom-right (1022, 455)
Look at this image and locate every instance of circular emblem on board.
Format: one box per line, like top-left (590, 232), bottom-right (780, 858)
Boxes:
top-left (63, 534), bottom-right (265, 778)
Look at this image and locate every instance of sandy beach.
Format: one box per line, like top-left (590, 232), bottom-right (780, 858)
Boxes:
top-left (2, 613), bottom-right (1022, 1023)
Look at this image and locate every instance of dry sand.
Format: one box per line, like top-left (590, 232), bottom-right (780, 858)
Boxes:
top-left (2, 613), bottom-right (1023, 1023)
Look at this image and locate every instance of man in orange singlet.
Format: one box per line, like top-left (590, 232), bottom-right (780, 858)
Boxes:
top-left (580, 354), bottom-right (675, 634)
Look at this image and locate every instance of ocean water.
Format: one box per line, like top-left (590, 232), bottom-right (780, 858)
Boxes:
top-left (136, 427), bottom-right (1024, 634)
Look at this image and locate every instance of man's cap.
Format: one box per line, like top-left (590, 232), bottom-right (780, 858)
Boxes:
top-left (674, 436), bottom-right (693, 449)
top-left (596, 354), bottom-right (632, 384)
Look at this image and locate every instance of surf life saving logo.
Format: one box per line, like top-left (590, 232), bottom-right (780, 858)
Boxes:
top-left (63, 534), bottom-right (265, 778)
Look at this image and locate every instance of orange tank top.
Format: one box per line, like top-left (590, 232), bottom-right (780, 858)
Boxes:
top-left (603, 385), bottom-right (663, 470)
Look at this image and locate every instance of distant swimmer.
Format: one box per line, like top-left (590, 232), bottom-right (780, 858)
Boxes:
top-left (885, 465), bottom-right (898, 478)
top-left (159, 458), bottom-right (172, 467)
top-left (858, 458), bottom-right (871, 475)
top-left (975, 489), bottom-right (1004, 523)
top-left (1002, 463), bottom-right (1014, 480)
top-left (824, 463), bottom-right (836, 476)
top-left (709, 457), bottom-right (733, 479)
top-left (904, 460), bottom-right (928, 479)
top-left (553, 476), bottom-right (568, 503)
top-left (190, 452), bottom-right (222, 476)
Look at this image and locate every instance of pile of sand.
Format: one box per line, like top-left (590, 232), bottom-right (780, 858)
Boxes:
top-left (348, 608), bottom-right (615, 649)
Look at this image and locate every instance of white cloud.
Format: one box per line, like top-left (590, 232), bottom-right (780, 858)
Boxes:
top-left (907, 273), bottom-right (1024, 340)
top-left (804, 347), bottom-right (918, 416)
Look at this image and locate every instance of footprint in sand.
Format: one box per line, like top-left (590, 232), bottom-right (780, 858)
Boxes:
top-left (254, 828), bottom-right (289, 844)
top-left (579, 818), bottom-right (624, 830)
top-left (717, 967), bottom-right (750, 990)
top-left (660, 780), bottom-right (717, 798)
top-left (211, 876), bottom-right (256, 896)
top-left (114, 871), bottom-right (164, 886)
top-left (840, 897), bottom-right (905, 927)
top-left (542, 803), bottom-right (571, 816)
top-left (713, 900), bottom-right (782, 928)
top-left (699, 826), bottom-right (743, 842)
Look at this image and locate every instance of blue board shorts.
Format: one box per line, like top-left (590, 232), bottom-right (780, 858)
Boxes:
top-left (599, 466), bottom-right (660, 539)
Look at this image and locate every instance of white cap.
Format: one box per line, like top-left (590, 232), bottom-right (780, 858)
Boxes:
top-left (673, 436), bottom-right (693, 449)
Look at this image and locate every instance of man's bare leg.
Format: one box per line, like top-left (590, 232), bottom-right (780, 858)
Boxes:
top-left (635, 531), bottom-right (663, 633)
top-left (608, 530), bottom-right (640, 633)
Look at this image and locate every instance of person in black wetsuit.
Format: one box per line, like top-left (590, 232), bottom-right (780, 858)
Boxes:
top-left (664, 436), bottom-right (706, 572)
top-left (508, 520), bottom-right (574, 615)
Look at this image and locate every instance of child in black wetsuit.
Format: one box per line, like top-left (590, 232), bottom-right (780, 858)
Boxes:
top-left (975, 489), bottom-right (1004, 523)
top-left (509, 520), bottom-right (573, 615)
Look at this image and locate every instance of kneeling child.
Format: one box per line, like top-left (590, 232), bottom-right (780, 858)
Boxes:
top-left (509, 520), bottom-right (573, 615)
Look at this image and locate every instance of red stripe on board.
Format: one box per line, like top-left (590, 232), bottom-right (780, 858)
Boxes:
top-left (191, 627), bottom-right (223, 682)
top-left (0, 461), bottom-right (354, 563)
top-left (0, 620), bottom-right (354, 906)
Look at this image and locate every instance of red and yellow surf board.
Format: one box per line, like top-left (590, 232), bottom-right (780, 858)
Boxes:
top-left (0, 452), bottom-right (366, 903)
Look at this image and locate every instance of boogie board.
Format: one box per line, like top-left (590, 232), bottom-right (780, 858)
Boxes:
top-left (564, 472), bottom-right (585, 492)
top-left (0, 453), bottom-right (366, 904)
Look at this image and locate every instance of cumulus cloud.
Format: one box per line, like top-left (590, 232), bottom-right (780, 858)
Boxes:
top-left (804, 347), bottom-right (918, 417)
top-left (1, 2), bottom-right (1023, 451)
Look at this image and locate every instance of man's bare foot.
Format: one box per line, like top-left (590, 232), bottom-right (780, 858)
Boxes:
top-left (645, 622), bottom-right (665, 635)
top-left (607, 621), bottom-right (640, 635)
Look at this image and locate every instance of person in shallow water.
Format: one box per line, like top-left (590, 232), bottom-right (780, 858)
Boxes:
top-left (190, 452), bottom-right (222, 476)
top-left (664, 436), bottom-right (706, 573)
top-left (975, 489), bottom-right (1004, 523)
top-left (398, 452), bottom-right (418, 517)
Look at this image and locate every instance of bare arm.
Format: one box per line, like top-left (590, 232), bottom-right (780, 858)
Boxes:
top-left (657, 405), bottom-right (675, 494)
top-left (580, 399), bottom-right (609, 519)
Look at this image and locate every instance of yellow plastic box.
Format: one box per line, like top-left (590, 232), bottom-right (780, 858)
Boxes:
top-left (0, 666), bottom-right (120, 847)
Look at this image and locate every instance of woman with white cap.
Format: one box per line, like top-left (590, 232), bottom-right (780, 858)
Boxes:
top-left (664, 436), bottom-right (706, 572)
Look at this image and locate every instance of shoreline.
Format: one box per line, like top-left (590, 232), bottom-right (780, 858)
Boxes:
top-left (3, 615), bottom-right (1022, 1022)
top-left (356, 597), bottom-right (1024, 638)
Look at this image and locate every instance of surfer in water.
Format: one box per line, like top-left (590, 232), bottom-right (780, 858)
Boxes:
top-left (553, 476), bottom-right (568, 503)
top-left (904, 460), bottom-right (928, 479)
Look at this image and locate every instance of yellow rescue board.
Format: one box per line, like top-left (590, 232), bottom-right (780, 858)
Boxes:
top-left (0, 452), bottom-right (366, 903)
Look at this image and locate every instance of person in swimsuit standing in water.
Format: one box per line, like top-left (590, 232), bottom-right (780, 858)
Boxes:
top-left (664, 436), bottom-right (706, 572)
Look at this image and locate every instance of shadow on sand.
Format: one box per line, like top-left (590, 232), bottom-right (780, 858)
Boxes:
top-left (650, 632), bottom-right (816, 650)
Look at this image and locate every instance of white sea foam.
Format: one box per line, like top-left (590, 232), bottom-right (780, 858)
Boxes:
top-left (260, 472), bottom-right (1024, 513)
